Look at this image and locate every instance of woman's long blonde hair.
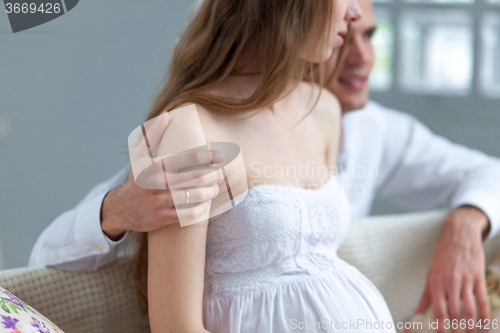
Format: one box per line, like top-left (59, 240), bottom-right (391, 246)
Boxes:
top-left (132, 0), bottom-right (336, 309)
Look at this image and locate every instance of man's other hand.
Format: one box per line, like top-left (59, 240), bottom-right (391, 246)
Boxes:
top-left (416, 206), bottom-right (491, 333)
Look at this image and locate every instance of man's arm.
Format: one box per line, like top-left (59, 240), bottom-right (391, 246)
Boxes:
top-left (372, 104), bottom-right (500, 332)
top-left (29, 164), bottom-right (130, 270)
top-left (374, 106), bottom-right (500, 241)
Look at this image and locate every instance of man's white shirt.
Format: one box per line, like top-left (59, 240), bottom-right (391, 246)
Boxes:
top-left (29, 100), bottom-right (500, 270)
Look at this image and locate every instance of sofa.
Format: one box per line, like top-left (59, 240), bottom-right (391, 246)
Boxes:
top-left (1, 209), bottom-right (499, 333)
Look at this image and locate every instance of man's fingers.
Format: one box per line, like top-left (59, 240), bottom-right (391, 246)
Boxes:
top-left (175, 200), bottom-right (211, 221)
top-left (447, 283), bottom-right (462, 333)
top-left (416, 286), bottom-right (432, 314)
top-left (162, 200), bottom-right (211, 226)
top-left (162, 149), bottom-right (224, 173)
top-left (134, 162), bottom-right (170, 189)
top-left (432, 292), bottom-right (448, 333)
top-left (134, 165), bottom-right (225, 191)
top-left (132, 152), bottom-right (225, 190)
top-left (168, 168), bottom-right (225, 189)
top-left (474, 277), bottom-right (491, 328)
top-left (462, 284), bottom-right (478, 333)
top-left (169, 184), bottom-right (220, 206)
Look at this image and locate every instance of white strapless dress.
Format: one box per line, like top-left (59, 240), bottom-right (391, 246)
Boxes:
top-left (202, 176), bottom-right (396, 333)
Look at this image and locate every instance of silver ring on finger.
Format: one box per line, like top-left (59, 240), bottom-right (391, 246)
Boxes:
top-left (185, 189), bottom-right (190, 204)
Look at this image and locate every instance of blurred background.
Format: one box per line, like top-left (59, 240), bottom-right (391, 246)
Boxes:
top-left (0, 0), bottom-right (499, 270)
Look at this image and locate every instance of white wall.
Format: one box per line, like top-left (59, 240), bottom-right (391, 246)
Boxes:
top-left (1, 1), bottom-right (499, 269)
top-left (0, 0), bottom-right (196, 269)
top-left (0, 224), bottom-right (4, 270)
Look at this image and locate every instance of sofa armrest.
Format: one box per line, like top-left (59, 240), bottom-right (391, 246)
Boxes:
top-left (0, 257), bottom-right (148, 333)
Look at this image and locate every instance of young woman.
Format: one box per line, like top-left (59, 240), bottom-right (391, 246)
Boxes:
top-left (133, 0), bottom-right (396, 332)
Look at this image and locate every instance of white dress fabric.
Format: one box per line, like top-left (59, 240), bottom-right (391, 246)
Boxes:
top-left (202, 176), bottom-right (396, 333)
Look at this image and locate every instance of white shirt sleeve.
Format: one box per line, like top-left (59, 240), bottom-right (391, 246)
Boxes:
top-left (374, 106), bottom-right (500, 242)
top-left (29, 163), bottom-right (131, 270)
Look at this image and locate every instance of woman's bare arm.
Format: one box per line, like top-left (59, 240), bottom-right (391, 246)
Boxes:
top-left (148, 220), bottom-right (210, 332)
top-left (148, 105), bottom-right (213, 333)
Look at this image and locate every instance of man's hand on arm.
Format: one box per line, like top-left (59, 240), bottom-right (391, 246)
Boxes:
top-left (416, 205), bottom-right (491, 333)
top-left (101, 188), bottom-right (126, 241)
top-left (100, 111), bottom-right (225, 241)
top-left (100, 171), bottom-right (176, 241)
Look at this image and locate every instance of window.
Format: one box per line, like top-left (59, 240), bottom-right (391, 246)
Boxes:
top-left (400, 10), bottom-right (473, 94)
top-left (481, 13), bottom-right (500, 96)
top-left (370, 8), bottom-right (394, 91)
top-left (370, 0), bottom-right (500, 98)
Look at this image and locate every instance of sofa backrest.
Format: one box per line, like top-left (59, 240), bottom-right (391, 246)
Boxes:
top-left (1, 210), bottom-right (499, 333)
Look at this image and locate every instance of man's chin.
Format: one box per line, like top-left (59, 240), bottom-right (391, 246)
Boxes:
top-left (340, 97), bottom-right (369, 114)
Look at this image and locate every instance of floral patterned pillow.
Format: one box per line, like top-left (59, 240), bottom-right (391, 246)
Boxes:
top-left (0, 287), bottom-right (64, 333)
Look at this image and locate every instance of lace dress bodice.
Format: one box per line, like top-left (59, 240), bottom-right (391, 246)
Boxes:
top-left (204, 176), bottom-right (349, 298)
top-left (202, 175), bottom-right (395, 333)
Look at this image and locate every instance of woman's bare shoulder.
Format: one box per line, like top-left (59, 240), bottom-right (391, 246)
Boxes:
top-left (298, 82), bottom-right (342, 167)
top-left (168, 102), bottom-right (220, 135)
top-left (156, 103), bottom-right (217, 156)
top-left (298, 81), bottom-right (341, 128)
top-left (167, 103), bottom-right (215, 126)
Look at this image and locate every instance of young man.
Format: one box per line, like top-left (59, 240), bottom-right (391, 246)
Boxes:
top-left (31, 0), bottom-right (500, 331)
top-left (328, 0), bottom-right (500, 331)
